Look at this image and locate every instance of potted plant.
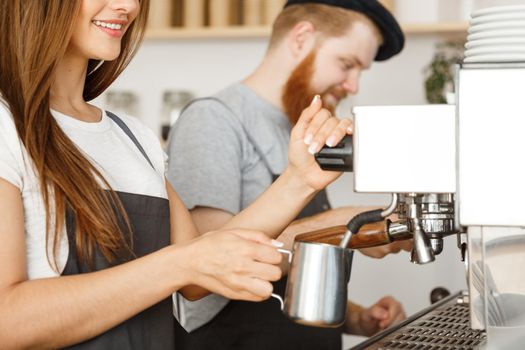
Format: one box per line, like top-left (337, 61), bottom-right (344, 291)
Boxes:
top-left (424, 41), bottom-right (465, 104)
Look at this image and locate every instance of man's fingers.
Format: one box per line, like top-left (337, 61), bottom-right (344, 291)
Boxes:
top-left (376, 296), bottom-right (406, 328)
top-left (304, 115), bottom-right (353, 155)
top-left (369, 305), bottom-right (389, 321)
top-left (359, 246), bottom-right (390, 259)
top-left (302, 108), bottom-right (332, 146)
top-left (393, 310), bottom-right (406, 323)
top-left (397, 239), bottom-right (413, 252)
top-left (359, 240), bottom-right (413, 259)
top-left (325, 119), bottom-right (353, 147)
top-left (307, 117), bottom-right (351, 155)
top-left (292, 95), bottom-right (323, 140)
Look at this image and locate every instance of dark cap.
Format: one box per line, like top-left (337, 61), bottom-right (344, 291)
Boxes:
top-left (284, 0), bottom-right (404, 61)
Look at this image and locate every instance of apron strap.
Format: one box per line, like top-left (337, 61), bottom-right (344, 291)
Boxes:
top-left (180, 97), bottom-right (276, 176)
top-left (106, 111), bottom-right (156, 170)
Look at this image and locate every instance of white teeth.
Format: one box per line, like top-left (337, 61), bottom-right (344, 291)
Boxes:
top-left (92, 20), bottom-right (122, 30)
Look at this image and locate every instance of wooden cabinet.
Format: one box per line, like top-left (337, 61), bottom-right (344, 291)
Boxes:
top-left (147, 0), bottom-right (173, 29)
top-left (145, 0), bottom-right (468, 39)
top-left (145, 23), bottom-right (468, 40)
top-left (209, 0), bottom-right (232, 27)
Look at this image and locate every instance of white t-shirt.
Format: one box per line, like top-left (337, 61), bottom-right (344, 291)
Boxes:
top-left (0, 102), bottom-right (167, 279)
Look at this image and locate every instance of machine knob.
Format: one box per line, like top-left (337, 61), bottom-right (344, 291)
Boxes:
top-left (315, 135), bottom-right (353, 172)
top-left (430, 287), bottom-right (451, 304)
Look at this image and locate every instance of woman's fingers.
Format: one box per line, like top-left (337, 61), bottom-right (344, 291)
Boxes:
top-left (207, 277), bottom-right (271, 302)
top-left (250, 244), bottom-right (283, 265)
top-left (231, 230), bottom-right (283, 265)
top-left (222, 276), bottom-right (274, 301)
top-left (232, 229), bottom-right (283, 249)
top-left (187, 229), bottom-right (286, 301)
top-left (243, 261), bottom-right (282, 282)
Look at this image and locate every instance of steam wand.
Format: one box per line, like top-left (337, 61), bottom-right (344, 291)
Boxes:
top-left (339, 194), bottom-right (398, 248)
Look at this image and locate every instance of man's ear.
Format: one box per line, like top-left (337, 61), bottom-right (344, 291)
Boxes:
top-left (286, 21), bottom-right (317, 58)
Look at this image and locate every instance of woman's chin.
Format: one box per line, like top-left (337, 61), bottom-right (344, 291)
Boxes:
top-left (91, 48), bottom-right (121, 62)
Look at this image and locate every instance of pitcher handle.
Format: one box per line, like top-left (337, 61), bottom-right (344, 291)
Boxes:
top-left (277, 248), bottom-right (292, 263)
top-left (270, 248), bottom-right (293, 310)
top-left (271, 293), bottom-right (285, 310)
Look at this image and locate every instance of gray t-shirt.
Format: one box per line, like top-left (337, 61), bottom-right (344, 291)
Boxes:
top-left (167, 83), bottom-right (291, 331)
top-left (168, 83), bottom-right (291, 214)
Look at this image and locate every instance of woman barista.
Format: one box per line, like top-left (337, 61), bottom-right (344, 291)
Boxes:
top-left (0, 0), bottom-right (351, 348)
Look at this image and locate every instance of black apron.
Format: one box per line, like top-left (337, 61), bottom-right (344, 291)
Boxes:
top-left (174, 98), bottom-right (342, 349)
top-left (61, 111), bottom-right (175, 350)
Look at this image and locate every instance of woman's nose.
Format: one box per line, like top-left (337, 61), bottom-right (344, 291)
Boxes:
top-left (110, 0), bottom-right (139, 15)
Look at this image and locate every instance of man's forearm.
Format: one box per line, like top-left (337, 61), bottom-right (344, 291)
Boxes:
top-left (277, 206), bottom-right (375, 249)
top-left (345, 300), bottom-right (366, 335)
top-left (222, 167), bottom-right (317, 237)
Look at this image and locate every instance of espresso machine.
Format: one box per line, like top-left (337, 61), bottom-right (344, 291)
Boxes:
top-left (311, 54), bottom-right (525, 350)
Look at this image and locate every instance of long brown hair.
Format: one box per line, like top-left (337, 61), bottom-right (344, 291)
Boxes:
top-left (0, 0), bottom-right (150, 268)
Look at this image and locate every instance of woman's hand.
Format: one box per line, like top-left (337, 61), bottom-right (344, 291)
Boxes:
top-left (288, 95), bottom-right (353, 191)
top-left (175, 229), bottom-right (283, 301)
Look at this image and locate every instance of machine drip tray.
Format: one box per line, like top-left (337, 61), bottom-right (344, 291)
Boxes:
top-left (351, 292), bottom-right (486, 350)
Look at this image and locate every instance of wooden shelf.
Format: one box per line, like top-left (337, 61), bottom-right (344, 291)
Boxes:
top-left (403, 22), bottom-right (469, 35)
top-left (145, 22), bottom-right (469, 40)
top-left (146, 26), bottom-right (271, 39)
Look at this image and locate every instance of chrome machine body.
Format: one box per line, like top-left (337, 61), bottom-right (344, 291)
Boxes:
top-left (457, 62), bottom-right (525, 348)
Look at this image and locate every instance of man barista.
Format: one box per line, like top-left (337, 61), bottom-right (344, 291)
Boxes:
top-left (167, 0), bottom-right (410, 349)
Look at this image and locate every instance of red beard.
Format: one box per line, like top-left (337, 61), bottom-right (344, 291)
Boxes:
top-left (282, 51), bottom-right (337, 125)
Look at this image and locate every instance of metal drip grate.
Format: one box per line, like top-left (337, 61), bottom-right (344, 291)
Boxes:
top-left (351, 293), bottom-right (487, 350)
top-left (381, 304), bottom-right (485, 349)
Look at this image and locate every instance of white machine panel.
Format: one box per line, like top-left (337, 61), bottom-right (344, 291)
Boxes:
top-left (458, 67), bottom-right (525, 226)
top-left (353, 105), bottom-right (456, 193)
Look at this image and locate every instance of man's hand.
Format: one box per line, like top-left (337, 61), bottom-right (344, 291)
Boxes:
top-left (288, 95), bottom-right (353, 191)
top-left (347, 297), bottom-right (406, 336)
top-left (359, 240), bottom-right (413, 259)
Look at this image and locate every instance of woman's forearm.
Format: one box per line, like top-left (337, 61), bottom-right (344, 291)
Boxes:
top-left (0, 245), bottom-right (188, 349)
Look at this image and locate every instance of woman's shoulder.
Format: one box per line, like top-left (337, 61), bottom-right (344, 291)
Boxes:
top-left (107, 111), bottom-right (166, 174)
top-left (0, 100), bottom-right (22, 145)
top-left (0, 99), bottom-right (16, 126)
top-left (0, 99), bottom-right (26, 189)
top-left (109, 112), bottom-right (159, 145)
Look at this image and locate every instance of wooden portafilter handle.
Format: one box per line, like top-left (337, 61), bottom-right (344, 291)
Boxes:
top-left (296, 221), bottom-right (402, 249)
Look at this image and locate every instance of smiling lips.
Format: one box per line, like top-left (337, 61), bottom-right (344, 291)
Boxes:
top-left (92, 20), bottom-right (126, 38)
